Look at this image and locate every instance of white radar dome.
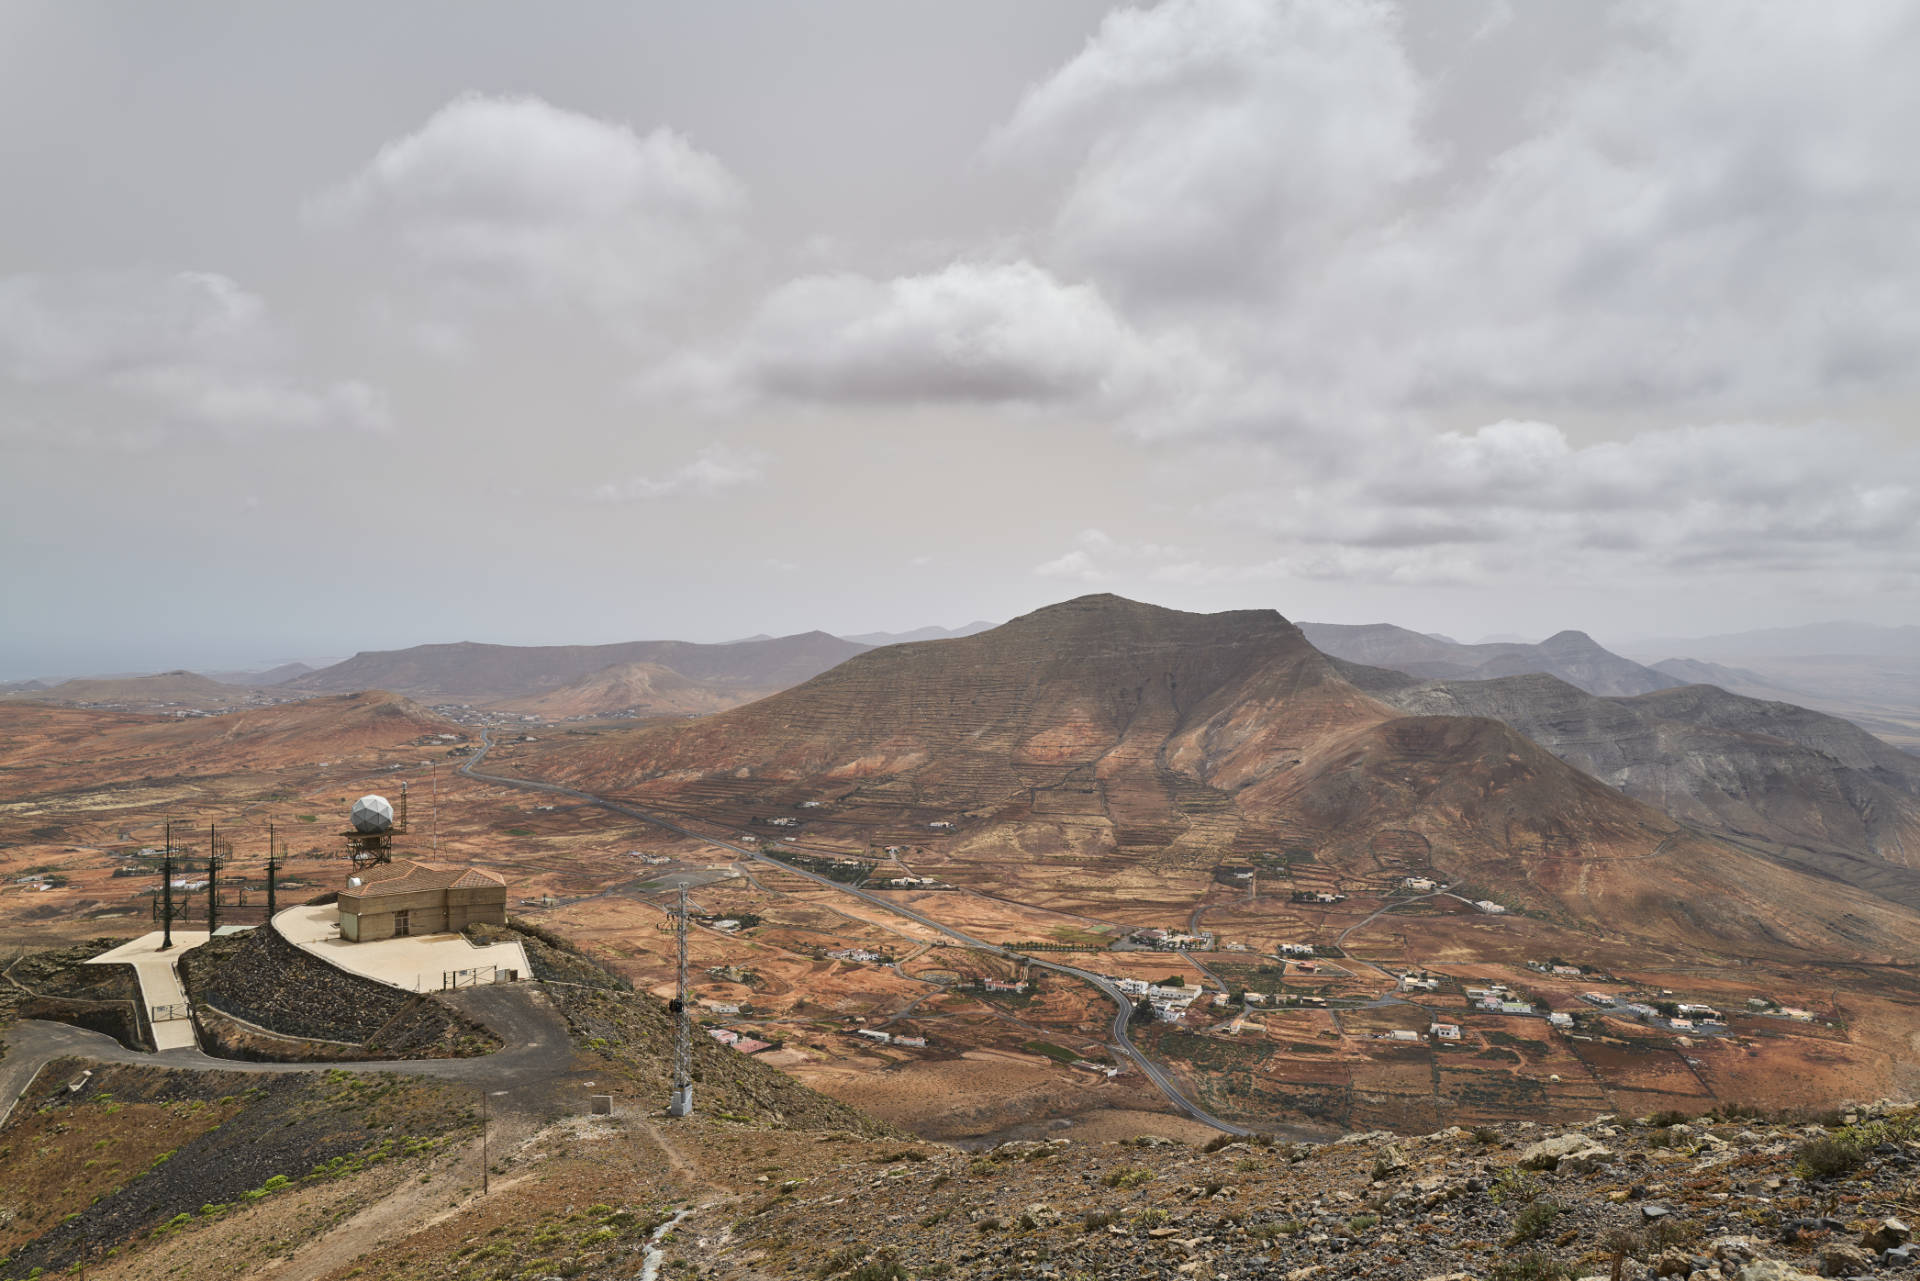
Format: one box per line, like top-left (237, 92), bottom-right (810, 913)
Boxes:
top-left (350, 794), bottom-right (394, 834)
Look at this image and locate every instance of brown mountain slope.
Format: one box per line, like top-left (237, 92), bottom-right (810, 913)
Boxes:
top-left (289, 632), bottom-right (869, 702)
top-left (490, 660), bottom-right (773, 720)
top-left (7, 669), bottom-right (258, 708)
top-left (1355, 670), bottom-right (1920, 905)
top-left (0, 691), bottom-right (456, 792)
top-left (541, 595), bottom-right (1380, 799)
top-left (526, 595), bottom-right (1919, 961)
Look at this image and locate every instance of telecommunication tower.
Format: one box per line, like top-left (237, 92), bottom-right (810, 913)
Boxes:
top-left (668, 885), bottom-right (693, 1117)
top-left (342, 782), bottom-right (408, 868)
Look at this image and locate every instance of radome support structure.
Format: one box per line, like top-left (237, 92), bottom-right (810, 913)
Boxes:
top-left (668, 885), bottom-right (693, 1117)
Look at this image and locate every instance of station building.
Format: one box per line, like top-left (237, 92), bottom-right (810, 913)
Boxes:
top-left (337, 860), bottom-right (508, 942)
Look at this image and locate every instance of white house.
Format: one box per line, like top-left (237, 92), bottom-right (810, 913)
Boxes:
top-left (1474, 900), bottom-right (1507, 915)
top-left (1430, 1023), bottom-right (1461, 1040)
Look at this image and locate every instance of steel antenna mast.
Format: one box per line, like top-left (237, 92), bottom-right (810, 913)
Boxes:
top-left (668, 885), bottom-right (693, 1117)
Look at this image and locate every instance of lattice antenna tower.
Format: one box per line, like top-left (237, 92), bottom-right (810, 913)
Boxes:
top-left (668, 884), bottom-right (693, 1117)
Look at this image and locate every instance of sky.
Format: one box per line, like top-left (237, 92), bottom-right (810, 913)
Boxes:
top-left (2, 0), bottom-right (1917, 678)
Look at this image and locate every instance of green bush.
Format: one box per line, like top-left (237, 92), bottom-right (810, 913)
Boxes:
top-left (1509, 1198), bottom-right (1564, 1243)
top-left (1490, 1250), bottom-right (1570, 1281)
top-left (1796, 1133), bottom-right (1867, 1179)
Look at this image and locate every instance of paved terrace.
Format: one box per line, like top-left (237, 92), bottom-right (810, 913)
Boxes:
top-left (86, 931), bottom-right (211, 1051)
top-left (273, 903), bottom-right (531, 993)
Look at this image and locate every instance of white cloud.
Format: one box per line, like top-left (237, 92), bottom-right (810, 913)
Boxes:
top-left (0, 270), bottom-right (387, 443)
top-left (994, 0), bottom-right (1432, 306)
top-left (704, 260), bottom-right (1221, 422)
top-left (977, 0), bottom-right (1920, 593)
top-left (1033, 528), bottom-right (1186, 583)
top-left (978, 0), bottom-right (1920, 433)
top-left (1213, 419), bottom-right (1919, 583)
top-left (590, 444), bottom-right (767, 503)
top-left (316, 93), bottom-right (744, 319)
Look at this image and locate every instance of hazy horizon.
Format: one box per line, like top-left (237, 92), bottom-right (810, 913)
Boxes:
top-left (5, 2), bottom-right (1916, 678)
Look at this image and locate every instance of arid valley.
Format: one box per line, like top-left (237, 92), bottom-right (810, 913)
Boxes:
top-left (6, 6), bottom-right (1920, 1278)
top-left (7, 597), bottom-right (1917, 1146)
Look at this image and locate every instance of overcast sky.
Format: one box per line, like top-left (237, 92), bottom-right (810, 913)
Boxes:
top-left (3, 1), bottom-right (1917, 677)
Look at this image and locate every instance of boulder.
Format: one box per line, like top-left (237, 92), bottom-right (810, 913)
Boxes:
top-left (1738, 1262), bottom-right (1822, 1281)
top-left (1817, 1243), bottom-right (1875, 1277)
top-left (1519, 1133), bottom-right (1608, 1171)
top-left (1655, 1249), bottom-right (1695, 1277)
top-left (1865, 1218), bottom-right (1913, 1253)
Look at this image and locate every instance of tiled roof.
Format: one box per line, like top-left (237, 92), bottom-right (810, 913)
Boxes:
top-left (342, 860), bottom-right (505, 899)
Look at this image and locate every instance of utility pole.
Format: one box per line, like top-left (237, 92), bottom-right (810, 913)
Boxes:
top-left (668, 885), bottom-right (693, 1117)
top-left (206, 820), bottom-right (219, 935)
top-left (159, 821), bottom-right (174, 951)
top-left (265, 821), bottom-right (279, 920)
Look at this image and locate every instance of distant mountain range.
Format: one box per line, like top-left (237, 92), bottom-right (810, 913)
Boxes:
top-left (2, 669), bottom-right (261, 708)
top-left (524, 593), bottom-right (1917, 963)
top-left (285, 631), bottom-right (872, 708)
top-left (209, 661), bottom-right (318, 686)
top-left (1298, 622), bottom-right (1681, 697)
top-left (1343, 665), bottom-right (1920, 910)
top-left (839, 621), bottom-right (997, 646)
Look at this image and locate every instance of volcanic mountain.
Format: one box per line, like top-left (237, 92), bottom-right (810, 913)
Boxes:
top-left (490, 660), bottom-right (771, 720)
top-left (1353, 669), bottom-right (1920, 906)
top-left (288, 631), bottom-right (869, 704)
top-left (1300, 622), bottom-right (1680, 696)
top-left (525, 595), bottom-right (1918, 961)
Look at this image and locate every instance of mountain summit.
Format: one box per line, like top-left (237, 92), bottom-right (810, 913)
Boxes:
top-left (531, 594), bottom-right (1916, 962)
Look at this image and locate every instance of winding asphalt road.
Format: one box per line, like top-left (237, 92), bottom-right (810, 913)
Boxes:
top-left (1, 984), bottom-right (584, 1127)
top-left (460, 730), bottom-right (1252, 1136)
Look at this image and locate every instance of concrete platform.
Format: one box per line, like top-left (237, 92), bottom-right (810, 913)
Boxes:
top-left (87, 932), bottom-right (210, 1051)
top-left (273, 903), bottom-right (532, 993)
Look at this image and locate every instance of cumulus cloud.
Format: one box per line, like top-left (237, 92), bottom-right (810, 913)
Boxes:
top-left (0, 271), bottom-right (388, 443)
top-left (975, 0), bottom-right (1920, 591)
top-left (1034, 529), bottom-right (1185, 583)
top-left (1213, 419), bottom-right (1919, 582)
top-left (589, 444), bottom-right (767, 503)
top-left (315, 93), bottom-right (744, 319)
top-left (994, 0), bottom-right (1432, 305)
top-left (678, 260), bottom-right (1222, 426)
top-left (996, 0), bottom-right (1920, 423)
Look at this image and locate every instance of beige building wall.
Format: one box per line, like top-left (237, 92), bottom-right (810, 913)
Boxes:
top-left (339, 883), bottom-right (507, 942)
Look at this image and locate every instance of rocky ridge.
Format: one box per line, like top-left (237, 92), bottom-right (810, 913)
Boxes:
top-left (700, 1100), bottom-right (1920, 1281)
top-left (1350, 671), bottom-right (1920, 905)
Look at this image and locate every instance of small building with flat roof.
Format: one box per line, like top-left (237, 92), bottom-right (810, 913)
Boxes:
top-left (338, 860), bottom-right (508, 943)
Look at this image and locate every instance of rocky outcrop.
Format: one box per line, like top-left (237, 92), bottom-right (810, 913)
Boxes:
top-left (178, 924), bottom-right (495, 1059)
top-left (695, 1101), bottom-right (1920, 1281)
